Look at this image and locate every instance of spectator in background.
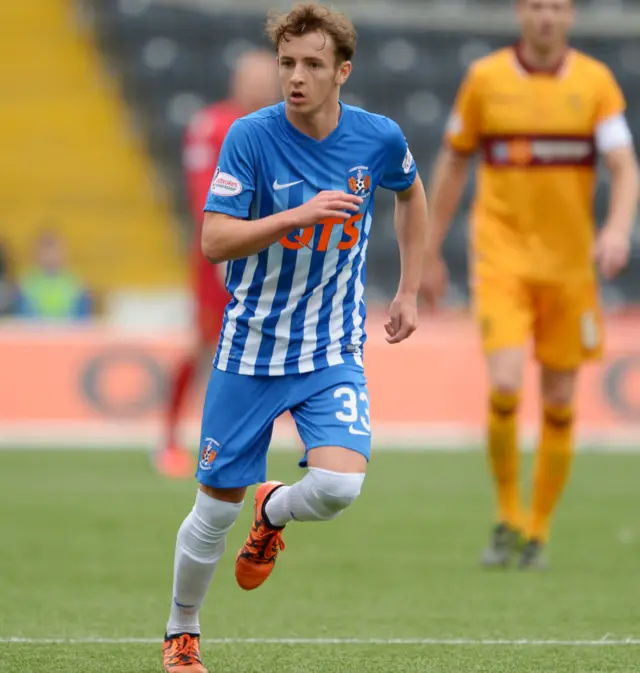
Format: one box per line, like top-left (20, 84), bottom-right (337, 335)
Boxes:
top-left (16, 230), bottom-right (93, 320)
top-left (0, 241), bottom-right (15, 316)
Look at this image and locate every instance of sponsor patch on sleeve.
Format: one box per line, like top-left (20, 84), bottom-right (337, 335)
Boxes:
top-left (210, 167), bottom-right (243, 197)
top-left (402, 147), bottom-right (414, 174)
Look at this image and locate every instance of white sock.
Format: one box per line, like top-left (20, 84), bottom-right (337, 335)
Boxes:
top-left (264, 467), bottom-right (365, 526)
top-left (166, 490), bottom-right (243, 636)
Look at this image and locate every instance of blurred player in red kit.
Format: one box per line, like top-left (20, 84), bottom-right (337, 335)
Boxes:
top-left (156, 50), bottom-right (280, 478)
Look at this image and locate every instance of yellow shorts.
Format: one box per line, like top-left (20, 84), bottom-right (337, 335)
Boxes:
top-left (472, 269), bottom-right (603, 370)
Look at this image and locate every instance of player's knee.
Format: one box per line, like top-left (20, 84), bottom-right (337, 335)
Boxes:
top-left (543, 387), bottom-right (574, 409)
top-left (178, 490), bottom-right (243, 559)
top-left (491, 381), bottom-right (520, 399)
top-left (488, 350), bottom-right (524, 396)
top-left (309, 468), bottom-right (365, 518)
top-left (489, 388), bottom-right (520, 417)
top-left (543, 404), bottom-right (574, 433)
top-left (542, 368), bottom-right (577, 408)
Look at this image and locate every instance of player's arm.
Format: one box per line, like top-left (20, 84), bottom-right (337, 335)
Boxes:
top-left (424, 148), bottom-right (472, 261)
top-left (203, 211), bottom-right (300, 264)
top-left (201, 121), bottom-right (361, 263)
top-left (604, 144), bottom-right (639, 235)
top-left (594, 71), bottom-right (640, 279)
top-left (379, 122), bottom-right (425, 344)
top-left (421, 67), bottom-right (481, 308)
top-left (394, 174), bottom-right (428, 302)
top-left (597, 143), bottom-right (639, 280)
top-left (203, 193), bottom-right (362, 264)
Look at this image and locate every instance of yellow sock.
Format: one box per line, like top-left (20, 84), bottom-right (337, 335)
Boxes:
top-left (487, 390), bottom-right (523, 531)
top-left (527, 404), bottom-right (574, 542)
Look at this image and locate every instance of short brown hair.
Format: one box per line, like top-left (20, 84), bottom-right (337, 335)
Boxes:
top-left (266, 3), bottom-right (357, 63)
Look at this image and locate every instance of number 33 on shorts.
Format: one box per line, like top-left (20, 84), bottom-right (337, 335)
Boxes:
top-left (294, 367), bottom-right (372, 464)
top-left (294, 365), bottom-right (372, 466)
top-left (334, 386), bottom-right (371, 436)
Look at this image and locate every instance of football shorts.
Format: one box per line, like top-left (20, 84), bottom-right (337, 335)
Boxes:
top-left (473, 268), bottom-right (603, 369)
top-left (196, 363), bottom-right (371, 488)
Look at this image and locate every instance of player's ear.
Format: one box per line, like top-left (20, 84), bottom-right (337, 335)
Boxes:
top-left (335, 60), bottom-right (352, 86)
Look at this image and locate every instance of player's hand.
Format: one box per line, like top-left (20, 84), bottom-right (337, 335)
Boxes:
top-left (385, 292), bottom-right (418, 345)
top-left (420, 253), bottom-right (448, 311)
top-left (595, 224), bottom-right (631, 280)
top-left (294, 191), bottom-right (363, 228)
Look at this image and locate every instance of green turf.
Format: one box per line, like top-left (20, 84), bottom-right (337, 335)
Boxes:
top-left (0, 449), bottom-right (639, 672)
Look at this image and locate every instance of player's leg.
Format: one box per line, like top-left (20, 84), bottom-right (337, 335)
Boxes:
top-left (481, 348), bottom-right (527, 566)
top-left (474, 270), bottom-right (532, 566)
top-left (523, 280), bottom-right (602, 569)
top-left (163, 370), bottom-right (283, 671)
top-left (520, 366), bottom-right (576, 570)
top-left (163, 482), bottom-right (244, 672)
top-left (262, 446), bottom-right (366, 527)
top-left (235, 364), bottom-right (368, 591)
top-left (156, 284), bottom-right (225, 479)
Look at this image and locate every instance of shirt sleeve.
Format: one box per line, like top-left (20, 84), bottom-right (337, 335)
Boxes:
top-left (445, 65), bottom-right (482, 154)
top-left (595, 66), bottom-right (626, 124)
top-left (379, 118), bottom-right (417, 192)
top-left (594, 67), bottom-right (632, 154)
top-left (204, 120), bottom-right (256, 219)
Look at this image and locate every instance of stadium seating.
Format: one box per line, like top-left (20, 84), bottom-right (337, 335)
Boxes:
top-left (86, 0), bottom-right (640, 305)
top-left (0, 0), bottom-right (186, 297)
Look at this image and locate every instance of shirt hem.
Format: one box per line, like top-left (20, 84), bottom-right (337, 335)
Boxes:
top-left (214, 353), bottom-right (365, 377)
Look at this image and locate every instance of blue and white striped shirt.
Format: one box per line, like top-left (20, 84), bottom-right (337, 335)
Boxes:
top-left (204, 102), bottom-right (416, 376)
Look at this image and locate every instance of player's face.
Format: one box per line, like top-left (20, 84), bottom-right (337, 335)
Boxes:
top-left (517, 0), bottom-right (574, 51)
top-left (278, 31), bottom-right (351, 114)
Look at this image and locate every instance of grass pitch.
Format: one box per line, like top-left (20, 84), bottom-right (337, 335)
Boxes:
top-left (0, 449), bottom-right (638, 672)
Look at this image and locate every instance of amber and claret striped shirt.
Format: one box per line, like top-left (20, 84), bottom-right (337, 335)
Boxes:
top-left (446, 45), bottom-right (629, 282)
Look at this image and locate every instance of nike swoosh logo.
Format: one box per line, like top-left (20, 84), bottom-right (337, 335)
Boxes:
top-left (273, 179), bottom-right (303, 191)
top-left (349, 425), bottom-right (370, 436)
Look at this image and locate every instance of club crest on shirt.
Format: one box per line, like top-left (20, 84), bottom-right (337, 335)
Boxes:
top-left (199, 437), bottom-right (220, 471)
top-left (347, 165), bottom-right (372, 198)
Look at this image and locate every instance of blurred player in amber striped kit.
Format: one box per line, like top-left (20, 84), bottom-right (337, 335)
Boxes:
top-left (421, 0), bottom-right (639, 568)
top-left (155, 50), bottom-right (280, 478)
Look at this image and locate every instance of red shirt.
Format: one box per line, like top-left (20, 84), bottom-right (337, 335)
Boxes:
top-left (182, 100), bottom-right (244, 306)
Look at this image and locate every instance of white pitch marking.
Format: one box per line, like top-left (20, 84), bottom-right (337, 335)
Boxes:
top-left (1, 637), bottom-right (640, 646)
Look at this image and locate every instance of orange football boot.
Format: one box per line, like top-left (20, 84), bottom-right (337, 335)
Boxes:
top-left (235, 481), bottom-right (286, 590)
top-left (162, 633), bottom-right (207, 672)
